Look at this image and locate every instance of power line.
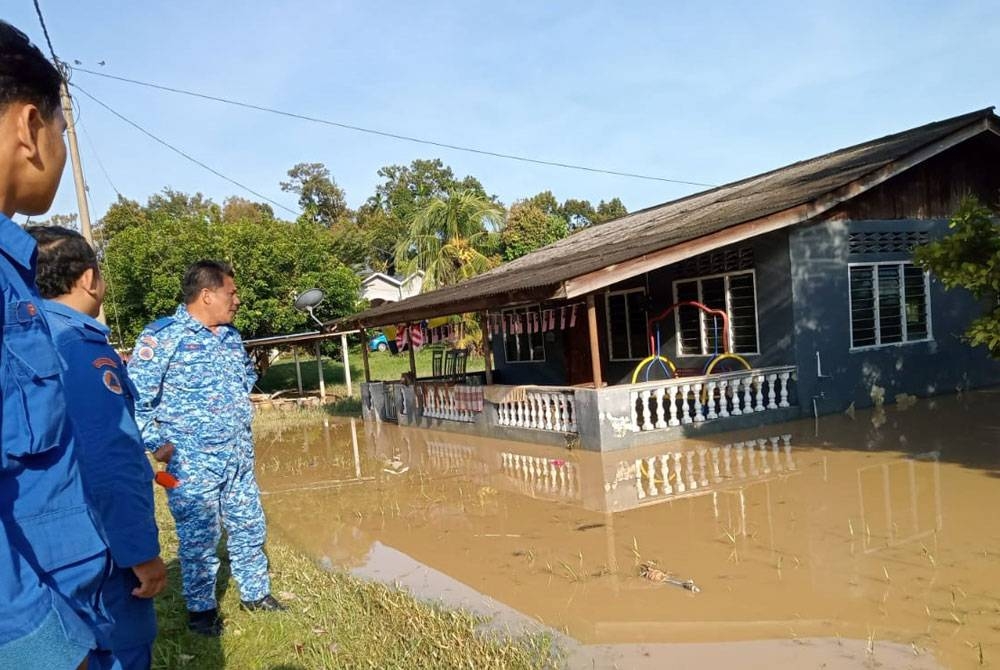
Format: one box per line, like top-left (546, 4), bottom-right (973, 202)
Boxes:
top-left (77, 116), bottom-right (121, 197)
top-left (71, 84), bottom-right (301, 217)
top-left (72, 67), bottom-right (718, 189)
top-left (31, 0), bottom-right (59, 63)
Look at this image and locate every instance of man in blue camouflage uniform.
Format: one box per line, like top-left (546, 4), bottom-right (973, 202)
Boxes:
top-left (1, 21), bottom-right (112, 669)
top-left (128, 260), bottom-right (285, 636)
top-left (31, 225), bottom-right (167, 670)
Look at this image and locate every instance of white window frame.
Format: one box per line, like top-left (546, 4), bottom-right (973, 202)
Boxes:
top-left (501, 305), bottom-right (546, 364)
top-left (848, 261), bottom-right (933, 351)
top-left (604, 288), bottom-right (648, 362)
top-left (671, 269), bottom-right (761, 357)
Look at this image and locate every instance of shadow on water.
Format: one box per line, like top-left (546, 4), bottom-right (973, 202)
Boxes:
top-left (253, 391), bottom-right (1000, 669)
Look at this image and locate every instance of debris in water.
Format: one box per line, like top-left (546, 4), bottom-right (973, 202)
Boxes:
top-left (638, 561), bottom-right (701, 593)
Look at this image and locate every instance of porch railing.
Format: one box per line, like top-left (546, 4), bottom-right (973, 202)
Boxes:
top-left (496, 388), bottom-right (578, 433)
top-left (613, 434), bottom-right (796, 503)
top-left (628, 366), bottom-right (796, 432)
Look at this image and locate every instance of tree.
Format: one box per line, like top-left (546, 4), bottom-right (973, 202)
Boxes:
top-left (360, 159), bottom-right (493, 275)
top-left (101, 191), bottom-right (359, 346)
top-left (395, 189), bottom-right (504, 290)
top-left (560, 198), bottom-right (596, 230)
top-left (96, 196), bottom-right (147, 246)
top-left (27, 212), bottom-right (78, 228)
top-left (500, 201), bottom-right (568, 261)
top-left (914, 195), bottom-right (1000, 356)
top-left (593, 197), bottom-right (628, 224)
top-left (280, 162), bottom-right (350, 227)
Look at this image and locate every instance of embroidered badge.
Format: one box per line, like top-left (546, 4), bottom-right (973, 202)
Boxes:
top-left (184, 343), bottom-right (205, 351)
top-left (103, 370), bottom-right (123, 395)
top-left (26, 303), bottom-right (36, 317)
top-left (92, 356), bottom-right (118, 369)
top-left (141, 335), bottom-right (159, 348)
top-left (137, 346), bottom-right (155, 361)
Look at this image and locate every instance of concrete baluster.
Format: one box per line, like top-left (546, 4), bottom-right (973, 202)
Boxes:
top-left (654, 388), bottom-right (667, 429)
top-left (667, 386), bottom-right (680, 426)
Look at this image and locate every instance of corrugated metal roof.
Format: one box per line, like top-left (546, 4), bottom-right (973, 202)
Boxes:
top-left (345, 108), bottom-right (997, 327)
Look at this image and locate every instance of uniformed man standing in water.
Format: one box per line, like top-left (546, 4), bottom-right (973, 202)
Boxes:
top-left (128, 260), bottom-right (285, 636)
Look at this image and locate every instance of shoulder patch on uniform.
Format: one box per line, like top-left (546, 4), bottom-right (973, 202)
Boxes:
top-left (141, 334), bottom-right (159, 348)
top-left (92, 356), bottom-right (118, 369)
top-left (145, 317), bottom-right (176, 334)
top-left (137, 346), bottom-right (155, 361)
top-left (102, 370), bottom-right (123, 395)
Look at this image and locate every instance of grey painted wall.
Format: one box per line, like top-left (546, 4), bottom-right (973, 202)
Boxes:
top-left (789, 218), bottom-right (1000, 414)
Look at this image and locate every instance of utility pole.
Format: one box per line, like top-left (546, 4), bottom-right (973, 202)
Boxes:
top-left (58, 65), bottom-right (105, 323)
top-left (58, 68), bottom-right (93, 246)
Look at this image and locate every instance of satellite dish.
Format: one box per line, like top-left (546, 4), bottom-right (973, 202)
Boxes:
top-left (294, 288), bottom-right (325, 310)
top-left (293, 288), bottom-right (326, 327)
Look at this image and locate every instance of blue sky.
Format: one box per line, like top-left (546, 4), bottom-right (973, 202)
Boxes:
top-left (7, 1), bottom-right (1000, 223)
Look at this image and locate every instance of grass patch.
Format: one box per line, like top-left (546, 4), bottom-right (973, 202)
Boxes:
top-left (152, 490), bottom-right (556, 669)
top-left (257, 346), bottom-right (485, 396)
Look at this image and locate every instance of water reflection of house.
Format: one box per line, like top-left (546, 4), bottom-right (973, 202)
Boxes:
top-left (347, 109), bottom-right (1000, 451)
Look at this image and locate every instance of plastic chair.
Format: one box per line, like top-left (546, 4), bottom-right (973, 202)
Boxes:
top-left (443, 349), bottom-right (457, 376)
top-left (432, 349), bottom-right (444, 377)
top-left (454, 349), bottom-right (468, 375)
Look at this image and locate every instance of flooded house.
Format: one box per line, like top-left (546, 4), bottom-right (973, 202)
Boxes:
top-left (346, 108), bottom-right (1000, 451)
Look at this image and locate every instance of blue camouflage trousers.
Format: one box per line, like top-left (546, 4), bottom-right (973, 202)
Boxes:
top-left (165, 433), bottom-right (270, 612)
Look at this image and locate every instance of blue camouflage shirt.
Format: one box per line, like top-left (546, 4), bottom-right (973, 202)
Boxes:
top-left (0, 213), bottom-right (107, 651)
top-left (128, 304), bottom-right (256, 450)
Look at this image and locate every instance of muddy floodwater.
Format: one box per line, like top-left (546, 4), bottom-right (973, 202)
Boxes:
top-left (254, 391), bottom-right (1000, 669)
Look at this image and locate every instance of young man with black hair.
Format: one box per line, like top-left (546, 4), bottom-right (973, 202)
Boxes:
top-left (129, 260), bottom-right (284, 637)
top-left (0, 20), bottom-right (111, 669)
top-left (29, 225), bottom-right (166, 670)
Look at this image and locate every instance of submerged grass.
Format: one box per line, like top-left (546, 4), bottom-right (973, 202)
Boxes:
top-left (152, 492), bottom-right (558, 669)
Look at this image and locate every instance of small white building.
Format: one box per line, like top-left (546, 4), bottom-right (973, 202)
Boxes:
top-left (360, 271), bottom-right (424, 306)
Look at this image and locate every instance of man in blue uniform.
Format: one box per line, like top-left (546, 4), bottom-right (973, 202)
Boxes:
top-left (31, 225), bottom-right (167, 670)
top-left (0, 20), bottom-right (111, 669)
top-left (129, 260), bottom-right (285, 636)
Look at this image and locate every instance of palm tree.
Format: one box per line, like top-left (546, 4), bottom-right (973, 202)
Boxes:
top-left (395, 189), bottom-right (504, 290)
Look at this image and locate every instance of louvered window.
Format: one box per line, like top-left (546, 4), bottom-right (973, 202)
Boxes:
top-left (849, 263), bottom-right (931, 349)
top-left (672, 270), bottom-right (759, 356)
top-left (502, 306), bottom-right (546, 363)
top-left (605, 289), bottom-right (648, 361)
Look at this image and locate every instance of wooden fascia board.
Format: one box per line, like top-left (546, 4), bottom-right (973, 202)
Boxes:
top-left (561, 120), bottom-right (993, 299)
top-left (349, 285), bottom-right (562, 328)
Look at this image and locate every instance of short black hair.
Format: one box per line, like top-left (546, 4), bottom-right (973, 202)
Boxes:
top-left (0, 21), bottom-right (62, 120)
top-left (27, 225), bottom-right (99, 299)
top-left (182, 260), bottom-right (235, 304)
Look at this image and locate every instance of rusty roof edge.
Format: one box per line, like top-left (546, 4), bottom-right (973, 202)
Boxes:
top-left (342, 108), bottom-right (999, 328)
top-left (563, 114), bottom-right (997, 298)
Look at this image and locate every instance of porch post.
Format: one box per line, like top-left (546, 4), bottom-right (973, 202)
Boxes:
top-left (360, 328), bottom-right (371, 382)
top-left (586, 294), bottom-right (603, 388)
top-left (292, 347), bottom-right (303, 395)
top-left (340, 332), bottom-right (352, 397)
top-left (407, 322), bottom-right (418, 380)
top-left (480, 311), bottom-right (493, 385)
top-left (314, 340), bottom-right (326, 400)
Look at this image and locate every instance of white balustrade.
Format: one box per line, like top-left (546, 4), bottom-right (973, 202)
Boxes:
top-left (627, 366), bottom-right (796, 432)
top-left (495, 389), bottom-right (578, 434)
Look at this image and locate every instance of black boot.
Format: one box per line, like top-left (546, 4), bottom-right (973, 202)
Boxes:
top-left (188, 608), bottom-right (223, 636)
top-left (241, 594), bottom-right (288, 612)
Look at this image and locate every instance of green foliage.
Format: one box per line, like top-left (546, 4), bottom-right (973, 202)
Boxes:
top-left (360, 159), bottom-right (492, 274)
top-left (395, 189), bottom-right (504, 290)
top-left (280, 162), bottom-right (351, 227)
top-left (501, 201), bottom-right (569, 261)
top-left (913, 195), bottom-right (1000, 355)
top-left (101, 191), bottom-right (359, 346)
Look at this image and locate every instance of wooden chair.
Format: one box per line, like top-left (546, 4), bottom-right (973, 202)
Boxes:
top-left (443, 349), bottom-right (457, 376)
top-left (432, 349), bottom-right (444, 377)
top-left (454, 349), bottom-right (468, 375)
